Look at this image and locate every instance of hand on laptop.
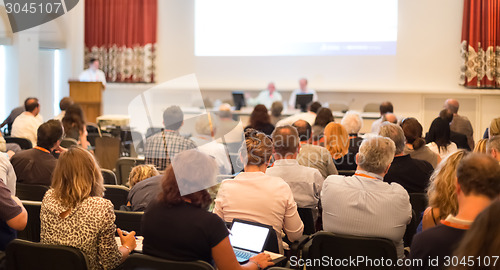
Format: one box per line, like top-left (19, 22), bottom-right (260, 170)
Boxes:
top-left (249, 253), bottom-right (274, 269)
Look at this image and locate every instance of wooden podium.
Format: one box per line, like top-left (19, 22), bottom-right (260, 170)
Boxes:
top-left (68, 81), bottom-right (105, 123)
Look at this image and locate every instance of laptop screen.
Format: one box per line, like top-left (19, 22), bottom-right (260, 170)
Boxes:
top-left (229, 220), bottom-right (270, 253)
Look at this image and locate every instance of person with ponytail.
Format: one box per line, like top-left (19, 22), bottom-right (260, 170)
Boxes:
top-left (61, 103), bottom-right (90, 149)
top-left (401, 117), bottom-right (441, 168)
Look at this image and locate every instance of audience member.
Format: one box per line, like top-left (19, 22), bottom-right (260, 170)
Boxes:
top-left (10, 120), bottom-right (64, 186)
top-left (247, 82), bottom-right (282, 109)
top-left (53, 97), bottom-right (74, 121)
top-left (425, 117), bottom-right (458, 159)
top-left (486, 135), bottom-right (500, 162)
top-left (410, 154), bottom-right (500, 270)
top-left (401, 117), bottom-right (440, 168)
top-left (370, 101), bottom-right (394, 133)
top-left (0, 106), bottom-right (24, 135)
top-left (126, 174), bottom-right (163, 211)
top-left (11, 97), bottom-right (43, 146)
top-left (323, 123), bottom-right (352, 170)
top-left (144, 106), bottom-right (197, 171)
top-left (422, 150), bottom-right (467, 231)
top-left (311, 107), bottom-right (334, 146)
top-left (444, 99), bottom-right (474, 150)
top-left (340, 111), bottom-right (364, 170)
top-left (269, 101), bottom-right (284, 126)
top-left (288, 78), bottom-right (318, 109)
top-left (276, 101), bottom-right (321, 127)
top-left (214, 103), bottom-right (243, 145)
top-left (488, 117), bottom-right (500, 137)
top-left (294, 120), bottom-right (338, 178)
top-left (191, 113), bottom-right (231, 174)
top-left (214, 129), bottom-right (304, 253)
top-left (244, 104), bottom-right (275, 136)
top-left (380, 123), bottom-right (433, 193)
top-left (62, 103), bottom-right (90, 149)
top-left (0, 154), bottom-right (16, 194)
top-left (0, 132), bottom-right (20, 157)
top-left (382, 112), bottom-right (398, 124)
top-left (142, 149), bottom-right (273, 269)
top-left (266, 126), bottom-right (324, 212)
top-left (127, 164), bottom-right (159, 188)
top-left (41, 147), bottom-right (137, 270)
top-left (452, 199), bottom-right (500, 270)
top-left (0, 180), bottom-right (27, 252)
top-left (321, 136), bottom-right (411, 259)
top-left (440, 109), bottom-right (470, 151)
top-left (473, 138), bottom-right (487, 153)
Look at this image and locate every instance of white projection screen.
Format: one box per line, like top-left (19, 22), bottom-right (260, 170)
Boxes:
top-left (195, 0), bottom-right (398, 56)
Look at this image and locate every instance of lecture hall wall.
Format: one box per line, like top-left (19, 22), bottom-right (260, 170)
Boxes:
top-left (1, 0), bottom-right (499, 140)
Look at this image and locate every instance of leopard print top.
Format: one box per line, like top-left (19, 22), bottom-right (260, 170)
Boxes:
top-left (41, 189), bottom-right (122, 270)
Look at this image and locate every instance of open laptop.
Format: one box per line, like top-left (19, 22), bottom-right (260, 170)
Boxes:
top-left (229, 219), bottom-right (271, 263)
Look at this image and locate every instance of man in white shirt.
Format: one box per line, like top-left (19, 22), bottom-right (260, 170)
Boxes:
top-left (288, 78), bottom-right (318, 109)
top-left (266, 125), bottom-right (324, 210)
top-left (79, 58), bottom-right (107, 86)
top-left (276, 101), bottom-right (321, 127)
top-left (247, 82), bottom-right (283, 109)
top-left (321, 136), bottom-right (412, 259)
top-left (11, 98), bottom-right (43, 147)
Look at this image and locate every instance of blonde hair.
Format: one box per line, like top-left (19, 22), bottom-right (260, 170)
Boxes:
top-left (474, 138), bottom-right (488, 154)
top-left (128, 164), bottom-right (159, 188)
top-left (427, 150), bottom-right (468, 220)
top-left (490, 118), bottom-right (500, 137)
top-left (324, 122), bottom-right (349, 159)
top-left (51, 147), bottom-right (104, 208)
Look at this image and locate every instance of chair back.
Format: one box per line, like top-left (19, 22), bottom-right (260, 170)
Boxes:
top-left (103, 184), bottom-right (130, 210)
top-left (403, 209), bottom-right (418, 248)
top-left (17, 201), bottom-right (42, 242)
top-left (95, 136), bottom-right (121, 170)
top-left (6, 239), bottom-right (89, 270)
top-left (115, 157), bottom-right (146, 186)
top-left (4, 137), bottom-right (32, 149)
top-left (302, 232), bottom-right (397, 270)
top-left (114, 210), bottom-right (144, 235)
top-left (297, 208), bottom-right (316, 235)
top-left (60, 138), bottom-right (78, 148)
top-left (123, 254), bottom-right (214, 270)
top-left (15, 183), bottom-right (49, 201)
top-left (409, 193), bottom-right (428, 224)
top-left (101, 169), bottom-right (118, 185)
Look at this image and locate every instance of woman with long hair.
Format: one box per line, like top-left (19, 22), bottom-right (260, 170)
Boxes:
top-left (41, 147), bottom-right (137, 270)
top-left (311, 107), bottom-right (334, 146)
top-left (426, 117), bottom-right (458, 159)
top-left (401, 117), bottom-right (441, 168)
top-left (324, 122), bottom-right (351, 170)
top-left (61, 103), bottom-right (90, 149)
top-left (142, 149), bottom-right (273, 270)
top-left (245, 104), bottom-right (275, 136)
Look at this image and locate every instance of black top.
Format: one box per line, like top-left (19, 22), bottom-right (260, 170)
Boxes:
top-left (384, 154), bottom-right (433, 194)
top-left (142, 200), bottom-right (229, 264)
top-left (410, 224), bottom-right (466, 270)
top-left (450, 131), bottom-right (470, 151)
top-left (127, 175), bottom-right (163, 211)
top-left (334, 136), bottom-right (363, 171)
top-left (10, 148), bottom-right (57, 186)
top-left (245, 123), bottom-right (275, 136)
top-left (0, 180), bottom-right (22, 250)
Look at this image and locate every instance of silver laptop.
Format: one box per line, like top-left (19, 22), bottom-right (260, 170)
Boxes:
top-left (229, 219), bottom-right (271, 263)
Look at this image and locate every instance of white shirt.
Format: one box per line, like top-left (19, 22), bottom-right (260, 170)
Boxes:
top-left (54, 111), bottom-right (65, 121)
top-left (247, 90), bottom-right (283, 109)
top-left (79, 68), bottom-right (107, 85)
top-left (288, 88), bottom-right (318, 109)
top-left (0, 154), bottom-right (16, 194)
top-left (191, 136), bottom-right (232, 175)
top-left (276, 112), bottom-right (316, 127)
top-left (213, 171), bottom-right (304, 253)
top-left (426, 142), bottom-right (458, 159)
top-left (266, 159), bottom-right (324, 209)
top-left (321, 170), bottom-right (412, 259)
top-left (11, 112), bottom-right (43, 147)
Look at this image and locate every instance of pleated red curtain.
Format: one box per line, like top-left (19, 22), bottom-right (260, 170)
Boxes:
top-left (460, 0), bottom-right (500, 88)
top-left (84, 0), bottom-right (157, 83)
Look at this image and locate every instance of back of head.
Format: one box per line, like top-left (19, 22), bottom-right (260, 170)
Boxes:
top-left (379, 122), bottom-right (406, 155)
top-left (308, 102), bottom-right (322, 114)
top-left (249, 104), bottom-right (271, 128)
top-left (379, 101), bottom-right (394, 115)
top-left (37, 120), bottom-right (64, 150)
top-left (272, 125), bottom-right (299, 158)
top-left (489, 117), bottom-right (500, 137)
top-left (62, 104), bottom-right (86, 133)
top-left (444, 99), bottom-right (459, 114)
top-left (51, 147), bottom-right (104, 208)
top-left (400, 117), bottom-right (425, 150)
top-left (381, 113), bottom-right (397, 124)
top-left (242, 128), bottom-right (273, 166)
top-left (163, 106), bottom-right (184, 130)
top-left (324, 122), bottom-right (349, 159)
top-left (59, 97), bottom-right (74, 111)
top-left (341, 111), bottom-right (362, 134)
top-left (427, 117), bottom-right (451, 151)
top-left (292, 120), bottom-right (312, 142)
top-left (486, 136), bottom-right (500, 154)
top-left (313, 107), bottom-right (334, 127)
top-left (456, 153), bottom-right (500, 200)
top-left (357, 136), bottom-right (395, 174)
top-left (270, 101), bottom-right (283, 117)
top-left (439, 109), bottom-right (454, 123)
top-left (474, 138), bottom-right (488, 154)
top-left (128, 164), bottom-right (159, 188)
top-left (24, 97), bottom-right (39, 112)
top-left (195, 113), bottom-right (218, 136)
top-left (218, 103), bottom-right (232, 119)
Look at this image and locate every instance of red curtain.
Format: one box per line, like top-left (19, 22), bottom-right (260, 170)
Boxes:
top-left (460, 0), bottom-right (500, 88)
top-left (84, 0), bottom-right (157, 83)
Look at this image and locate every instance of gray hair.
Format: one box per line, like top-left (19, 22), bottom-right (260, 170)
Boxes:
top-left (341, 111), bottom-right (363, 134)
top-left (195, 113), bottom-right (218, 136)
top-left (357, 136), bottom-right (396, 174)
top-left (171, 149), bottom-right (218, 196)
top-left (486, 136), bottom-right (500, 154)
top-left (379, 122), bottom-right (406, 155)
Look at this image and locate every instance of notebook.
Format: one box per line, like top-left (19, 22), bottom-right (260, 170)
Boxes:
top-left (229, 219), bottom-right (271, 263)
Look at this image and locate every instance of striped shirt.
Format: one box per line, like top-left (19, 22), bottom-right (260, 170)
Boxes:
top-left (144, 130), bottom-right (196, 171)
